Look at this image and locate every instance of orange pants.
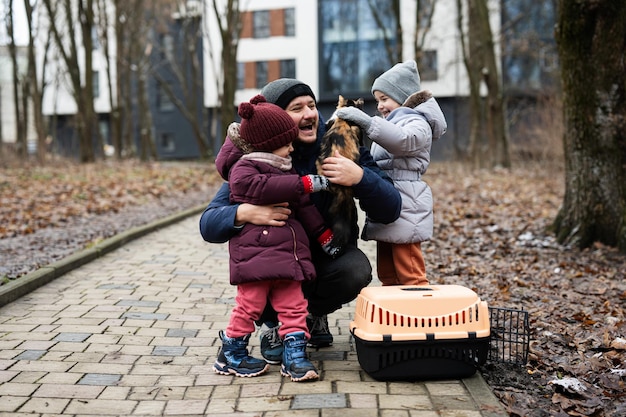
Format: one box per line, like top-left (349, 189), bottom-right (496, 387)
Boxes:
top-left (376, 241), bottom-right (428, 286)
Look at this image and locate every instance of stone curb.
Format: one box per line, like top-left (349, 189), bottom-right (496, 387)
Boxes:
top-left (0, 203), bottom-right (207, 307)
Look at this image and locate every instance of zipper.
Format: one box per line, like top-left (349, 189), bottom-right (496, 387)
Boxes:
top-left (289, 224), bottom-right (298, 261)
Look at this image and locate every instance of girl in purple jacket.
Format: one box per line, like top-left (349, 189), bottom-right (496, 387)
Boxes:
top-left (212, 95), bottom-right (341, 382)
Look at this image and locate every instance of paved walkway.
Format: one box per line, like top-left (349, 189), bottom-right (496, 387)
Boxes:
top-left (0, 210), bottom-right (508, 416)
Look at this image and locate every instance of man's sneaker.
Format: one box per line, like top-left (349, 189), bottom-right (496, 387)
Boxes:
top-left (259, 325), bottom-right (283, 364)
top-left (213, 330), bottom-right (269, 377)
top-left (307, 314), bottom-right (333, 348)
top-left (281, 331), bottom-right (319, 382)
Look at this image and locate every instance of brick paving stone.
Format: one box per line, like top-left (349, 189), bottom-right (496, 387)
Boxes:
top-left (335, 380), bottom-right (387, 394)
top-left (388, 381), bottom-right (429, 395)
top-left (238, 396), bottom-right (291, 413)
top-left (279, 380), bottom-right (332, 395)
top-left (155, 386), bottom-right (186, 400)
top-left (64, 398), bottom-right (138, 415)
top-left (163, 399), bottom-right (208, 415)
top-left (183, 386), bottom-right (214, 400)
top-left (78, 373), bottom-right (122, 385)
top-left (205, 397), bottom-right (237, 414)
top-left (0, 382), bottom-right (40, 396)
top-left (8, 371), bottom-right (45, 383)
top-left (0, 395), bottom-right (29, 412)
top-left (291, 393), bottom-right (347, 409)
top-left (38, 371), bottom-right (83, 384)
top-left (152, 346), bottom-right (188, 356)
top-left (378, 394), bottom-right (433, 410)
top-left (33, 383), bottom-right (106, 399)
top-left (346, 393), bottom-right (378, 409)
top-left (322, 409), bottom-right (378, 417)
top-left (0, 370), bottom-right (18, 382)
top-left (157, 375), bottom-right (196, 387)
top-left (54, 332), bottom-right (91, 342)
top-left (99, 385), bottom-right (131, 399)
top-left (134, 400), bottom-right (166, 415)
top-left (166, 328), bottom-right (198, 338)
top-left (19, 397), bottom-right (71, 413)
top-left (14, 349), bottom-right (47, 360)
top-left (240, 382), bottom-right (281, 397)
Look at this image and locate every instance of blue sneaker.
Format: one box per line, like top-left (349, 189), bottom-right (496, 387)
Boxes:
top-left (281, 331), bottom-right (319, 382)
top-left (259, 325), bottom-right (283, 364)
top-left (213, 330), bottom-right (269, 377)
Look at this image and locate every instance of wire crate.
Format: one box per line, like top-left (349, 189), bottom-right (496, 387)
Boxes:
top-left (488, 306), bottom-right (530, 366)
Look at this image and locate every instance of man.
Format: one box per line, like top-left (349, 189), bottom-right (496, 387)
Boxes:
top-left (199, 79), bottom-right (401, 363)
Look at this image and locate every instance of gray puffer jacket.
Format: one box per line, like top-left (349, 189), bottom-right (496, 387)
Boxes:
top-left (361, 91), bottom-right (447, 244)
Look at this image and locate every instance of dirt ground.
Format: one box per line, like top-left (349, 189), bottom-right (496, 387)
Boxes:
top-left (1, 159), bottom-right (624, 416)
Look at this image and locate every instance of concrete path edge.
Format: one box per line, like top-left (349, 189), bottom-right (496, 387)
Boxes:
top-left (0, 203), bottom-right (207, 307)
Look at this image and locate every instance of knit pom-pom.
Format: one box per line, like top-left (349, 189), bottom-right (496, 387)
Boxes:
top-left (238, 102), bottom-right (254, 120)
top-left (250, 94), bottom-right (267, 105)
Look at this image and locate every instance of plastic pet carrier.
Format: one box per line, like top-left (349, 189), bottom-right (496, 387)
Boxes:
top-left (349, 285), bottom-right (491, 381)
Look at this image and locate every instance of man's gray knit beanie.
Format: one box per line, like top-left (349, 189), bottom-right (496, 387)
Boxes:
top-left (260, 78), bottom-right (316, 110)
top-left (371, 60), bottom-right (421, 105)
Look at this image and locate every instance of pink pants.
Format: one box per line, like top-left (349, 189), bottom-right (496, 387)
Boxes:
top-left (226, 280), bottom-right (310, 339)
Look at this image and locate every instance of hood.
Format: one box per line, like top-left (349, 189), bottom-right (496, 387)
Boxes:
top-left (403, 91), bottom-right (447, 141)
top-left (215, 123), bottom-right (245, 181)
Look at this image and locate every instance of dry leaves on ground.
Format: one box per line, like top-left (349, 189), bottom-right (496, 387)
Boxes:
top-left (423, 163), bottom-right (625, 417)
top-left (0, 160), bottom-right (219, 239)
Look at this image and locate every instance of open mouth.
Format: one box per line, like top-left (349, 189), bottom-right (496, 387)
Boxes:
top-left (300, 123), bottom-right (314, 131)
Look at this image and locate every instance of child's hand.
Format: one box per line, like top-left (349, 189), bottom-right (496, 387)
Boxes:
top-left (336, 107), bottom-right (372, 131)
top-left (317, 229), bottom-right (344, 259)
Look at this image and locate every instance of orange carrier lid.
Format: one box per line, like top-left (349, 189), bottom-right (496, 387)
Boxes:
top-left (349, 285), bottom-right (490, 342)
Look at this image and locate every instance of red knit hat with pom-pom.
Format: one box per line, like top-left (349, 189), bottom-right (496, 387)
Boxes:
top-left (238, 95), bottom-right (299, 152)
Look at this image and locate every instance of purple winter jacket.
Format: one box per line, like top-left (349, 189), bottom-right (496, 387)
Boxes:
top-left (215, 137), bottom-right (328, 285)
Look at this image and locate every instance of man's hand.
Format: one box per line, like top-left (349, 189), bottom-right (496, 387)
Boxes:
top-left (320, 150), bottom-right (364, 186)
top-left (235, 202), bottom-right (291, 227)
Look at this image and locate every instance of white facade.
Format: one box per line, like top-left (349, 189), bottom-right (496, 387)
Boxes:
top-left (203, 0), bottom-right (318, 107)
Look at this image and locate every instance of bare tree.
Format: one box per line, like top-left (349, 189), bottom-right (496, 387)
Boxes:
top-left (457, 0), bottom-right (510, 169)
top-left (42, 0), bottom-right (100, 162)
top-left (24, 0), bottom-right (51, 164)
top-left (553, 0), bottom-right (626, 252)
top-left (5, 0), bottom-right (27, 159)
top-left (207, 0), bottom-right (241, 144)
top-left (150, 2), bottom-right (209, 157)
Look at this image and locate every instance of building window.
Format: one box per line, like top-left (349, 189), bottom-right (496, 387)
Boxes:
top-left (161, 33), bottom-right (175, 62)
top-left (157, 82), bottom-right (175, 112)
top-left (419, 50), bottom-right (438, 81)
top-left (160, 132), bottom-right (176, 153)
top-left (92, 71), bottom-right (100, 98)
top-left (280, 59), bottom-right (296, 78)
top-left (319, 0), bottom-right (397, 98)
top-left (91, 27), bottom-right (100, 50)
top-left (237, 62), bottom-right (245, 90)
top-left (253, 10), bottom-right (270, 38)
top-left (284, 8), bottom-right (295, 36)
top-left (256, 61), bottom-right (268, 88)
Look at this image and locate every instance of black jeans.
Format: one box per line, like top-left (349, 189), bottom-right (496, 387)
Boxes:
top-left (258, 245), bottom-right (373, 324)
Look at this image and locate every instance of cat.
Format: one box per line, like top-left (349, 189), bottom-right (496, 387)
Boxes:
top-left (316, 95), bottom-right (365, 249)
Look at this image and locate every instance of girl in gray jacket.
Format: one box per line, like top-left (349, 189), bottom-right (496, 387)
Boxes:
top-left (335, 60), bottom-right (447, 286)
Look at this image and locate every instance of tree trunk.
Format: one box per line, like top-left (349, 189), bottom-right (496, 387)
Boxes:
top-left (553, 0), bottom-right (626, 252)
top-left (25, 0), bottom-right (49, 165)
top-left (7, 0), bottom-right (27, 159)
top-left (215, 0), bottom-right (241, 143)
